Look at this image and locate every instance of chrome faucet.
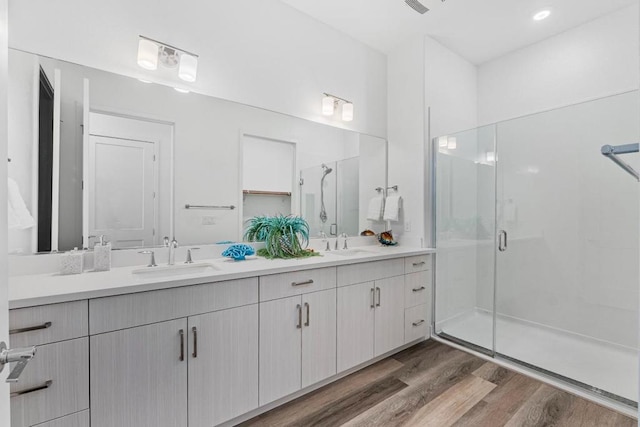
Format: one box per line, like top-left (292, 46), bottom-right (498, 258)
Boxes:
top-left (341, 233), bottom-right (349, 250)
top-left (168, 238), bottom-right (178, 265)
top-left (320, 232), bottom-right (330, 251)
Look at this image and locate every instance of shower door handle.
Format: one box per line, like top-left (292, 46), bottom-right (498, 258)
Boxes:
top-left (498, 230), bottom-right (508, 252)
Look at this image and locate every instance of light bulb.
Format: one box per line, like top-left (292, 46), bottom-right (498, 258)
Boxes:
top-left (322, 95), bottom-right (335, 116)
top-left (137, 38), bottom-right (159, 70)
top-left (342, 102), bottom-right (354, 122)
top-left (178, 53), bottom-right (198, 82)
top-left (447, 137), bottom-right (457, 150)
top-left (533, 10), bottom-right (551, 21)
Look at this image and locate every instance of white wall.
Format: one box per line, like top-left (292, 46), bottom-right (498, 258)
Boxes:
top-left (478, 4), bottom-right (640, 125)
top-left (387, 37), bottom-right (425, 246)
top-left (8, 0), bottom-right (387, 138)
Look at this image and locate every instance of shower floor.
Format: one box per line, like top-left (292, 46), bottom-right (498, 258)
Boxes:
top-left (439, 309), bottom-right (638, 403)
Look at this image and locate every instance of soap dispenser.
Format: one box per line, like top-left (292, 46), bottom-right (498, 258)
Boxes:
top-left (93, 235), bottom-right (112, 271)
top-left (60, 247), bottom-right (84, 275)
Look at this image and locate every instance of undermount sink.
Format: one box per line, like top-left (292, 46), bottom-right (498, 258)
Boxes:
top-left (132, 262), bottom-right (220, 278)
top-left (327, 248), bottom-right (376, 257)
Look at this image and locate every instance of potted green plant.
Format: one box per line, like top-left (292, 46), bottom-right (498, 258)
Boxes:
top-left (244, 215), bottom-right (318, 259)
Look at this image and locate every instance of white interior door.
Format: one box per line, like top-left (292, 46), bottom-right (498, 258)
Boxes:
top-left (88, 135), bottom-right (157, 248)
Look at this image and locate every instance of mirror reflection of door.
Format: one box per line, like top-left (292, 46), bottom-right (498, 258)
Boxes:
top-left (86, 113), bottom-right (173, 249)
top-left (88, 135), bottom-right (157, 248)
top-left (37, 67), bottom-right (54, 252)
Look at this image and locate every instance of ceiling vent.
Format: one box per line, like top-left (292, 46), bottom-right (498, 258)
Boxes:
top-left (404, 0), bottom-right (429, 14)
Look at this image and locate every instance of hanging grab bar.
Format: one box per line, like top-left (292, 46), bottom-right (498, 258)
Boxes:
top-left (601, 144), bottom-right (639, 181)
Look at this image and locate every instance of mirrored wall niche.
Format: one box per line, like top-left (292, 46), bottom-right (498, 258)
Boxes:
top-left (8, 49), bottom-right (388, 254)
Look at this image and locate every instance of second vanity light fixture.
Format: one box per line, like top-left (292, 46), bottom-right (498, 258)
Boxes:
top-left (322, 93), bottom-right (354, 122)
top-left (137, 36), bottom-right (199, 83)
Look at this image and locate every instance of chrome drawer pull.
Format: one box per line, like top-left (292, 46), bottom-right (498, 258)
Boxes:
top-left (376, 287), bottom-right (381, 307)
top-left (10, 322), bottom-right (52, 335)
top-left (296, 305), bottom-right (302, 329)
top-left (412, 261), bottom-right (426, 267)
top-left (304, 303), bottom-right (310, 327)
top-left (192, 327), bottom-right (198, 358)
top-left (179, 329), bottom-right (185, 362)
top-left (291, 279), bottom-right (314, 287)
top-left (370, 288), bottom-right (375, 308)
top-left (10, 380), bottom-right (52, 398)
top-left (412, 286), bottom-right (426, 292)
top-left (412, 320), bottom-right (426, 327)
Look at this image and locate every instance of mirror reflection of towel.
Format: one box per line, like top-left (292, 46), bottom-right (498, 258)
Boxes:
top-left (367, 195), bottom-right (384, 221)
top-left (8, 177), bottom-right (35, 229)
top-left (383, 195), bottom-right (402, 222)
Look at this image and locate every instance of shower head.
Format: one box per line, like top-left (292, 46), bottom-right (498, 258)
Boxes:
top-left (321, 164), bottom-right (333, 175)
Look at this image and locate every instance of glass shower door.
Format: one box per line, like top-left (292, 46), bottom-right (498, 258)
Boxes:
top-left (434, 125), bottom-right (497, 354)
top-left (494, 91), bottom-right (640, 405)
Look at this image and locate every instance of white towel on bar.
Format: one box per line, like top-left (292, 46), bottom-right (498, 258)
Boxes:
top-left (383, 195), bottom-right (402, 222)
top-left (8, 177), bottom-right (35, 229)
top-left (366, 195), bottom-right (384, 221)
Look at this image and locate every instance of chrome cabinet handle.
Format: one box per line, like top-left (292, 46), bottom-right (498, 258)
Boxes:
top-left (296, 305), bottom-right (302, 329)
top-left (192, 327), bottom-right (197, 358)
top-left (412, 320), bottom-right (425, 327)
top-left (292, 279), bottom-right (314, 287)
top-left (10, 321), bottom-right (52, 335)
top-left (179, 329), bottom-right (185, 362)
top-left (376, 287), bottom-right (381, 307)
top-left (370, 288), bottom-right (375, 308)
top-left (412, 261), bottom-right (426, 267)
top-left (412, 286), bottom-right (426, 293)
top-left (10, 380), bottom-right (52, 398)
top-left (304, 303), bottom-right (310, 327)
top-left (498, 230), bottom-right (508, 252)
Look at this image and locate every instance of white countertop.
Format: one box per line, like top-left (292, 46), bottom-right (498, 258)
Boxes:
top-left (9, 246), bottom-right (435, 309)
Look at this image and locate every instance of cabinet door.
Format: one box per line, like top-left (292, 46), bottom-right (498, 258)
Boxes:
top-left (259, 295), bottom-right (302, 405)
top-left (374, 276), bottom-right (406, 357)
top-left (301, 289), bottom-right (336, 388)
top-left (188, 305), bottom-right (259, 427)
top-left (337, 282), bottom-right (375, 373)
top-left (90, 319), bottom-right (188, 427)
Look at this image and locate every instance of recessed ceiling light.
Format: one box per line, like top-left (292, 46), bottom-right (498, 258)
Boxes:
top-left (174, 87), bottom-right (190, 93)
top-left (138, 78), bottom-right (152, 84)
top-left (533, 10), bottom-right (551, 21)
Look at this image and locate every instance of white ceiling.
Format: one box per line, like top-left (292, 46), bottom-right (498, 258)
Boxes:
top-left (279, 0), bottom-right (638, 64)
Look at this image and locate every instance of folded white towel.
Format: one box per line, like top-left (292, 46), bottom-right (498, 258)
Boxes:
top-left (367, 195), bottom-right (384, 221)
top-left (383, 195), bottom-right (402, 222)
top-left (8, 177), bottom-right (35, 229)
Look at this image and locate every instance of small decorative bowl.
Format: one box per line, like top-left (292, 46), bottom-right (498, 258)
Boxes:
top-left (377, 230), bottom-right (398, 246)
top-left (360, 229), bottom-right (376, 236)
top-left (222, 244), bottom-right (256, 261)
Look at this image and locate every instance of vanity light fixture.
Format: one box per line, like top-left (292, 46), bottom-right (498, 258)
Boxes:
top-left (438, 136), bottom-right (448, 148)
top-left (533, 10), bottom-right (551, 21)
top-left (137, 36), bottom-right (199, 82)
top-left (322, 93), bottom-right (354, 122)
top-left (447, 137), bottom-right (457, 150)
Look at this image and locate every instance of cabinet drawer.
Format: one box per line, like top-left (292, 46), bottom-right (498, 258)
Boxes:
top-left (405, 304), bottom-right (429, 344)
top-left (32, 410), bottom-right (89, 427)
top-left (260, 267), bottom-right (336, 302)
top-left (404, 255), bottom-right (431, 274)
top-left (405, 271), bottom-right (431, 308)
top-left (337, 259), bottom-right (404, 287)
top-left (90, 277), bottom-right (258, 334)
top-left (10, 338), bottom-right (89, 427)
top-left (9, 301), bottom-right (88, 347)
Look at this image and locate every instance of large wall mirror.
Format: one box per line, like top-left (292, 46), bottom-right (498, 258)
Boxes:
top-left (8, 49), bottom-right (388, 254)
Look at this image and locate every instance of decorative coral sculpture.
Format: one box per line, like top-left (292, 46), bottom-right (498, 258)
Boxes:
top-left (377, 230), bottom-right (398, 246)
top-left (222, 244), bottom-right (256, 261)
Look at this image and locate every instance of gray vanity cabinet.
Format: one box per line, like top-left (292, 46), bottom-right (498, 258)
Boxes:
top-left (187, 305), bottom-right (259, 427)
top-left (90, 318), bottom-right (189, 427)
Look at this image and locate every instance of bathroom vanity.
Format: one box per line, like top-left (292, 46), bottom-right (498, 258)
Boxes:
top-left (8, 247), bottom-right (433, 427)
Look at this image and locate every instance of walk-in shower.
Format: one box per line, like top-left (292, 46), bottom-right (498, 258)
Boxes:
top-left (432, 90), bottom-right (639, 410)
